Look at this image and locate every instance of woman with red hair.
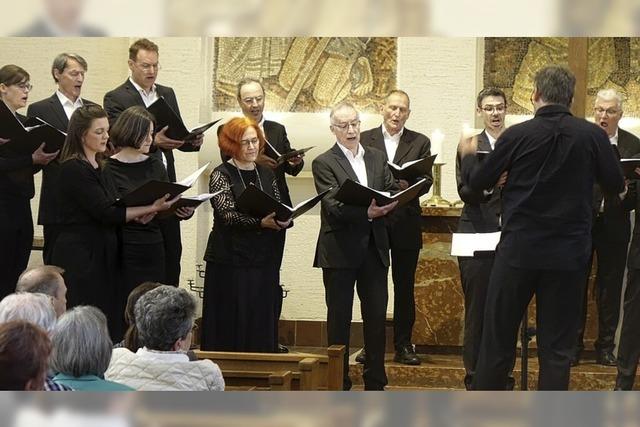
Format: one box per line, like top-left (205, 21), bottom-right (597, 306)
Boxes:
top-left (202, 117), bottom-right (291, 352)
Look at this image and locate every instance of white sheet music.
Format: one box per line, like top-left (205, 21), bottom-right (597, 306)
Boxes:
top-left (451, 232), bottom-right (501, 257)
top-left (176, 162), bottom-right (210, 187)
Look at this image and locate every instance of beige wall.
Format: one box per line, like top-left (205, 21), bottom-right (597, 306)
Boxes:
top-left (1, 37), bottom-right (482, 320)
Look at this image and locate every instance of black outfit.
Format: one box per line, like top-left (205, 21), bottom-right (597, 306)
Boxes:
top-left (312, 143), bottom-right (396, 391)
top-left (0, 112), bottom-right (40, 300)
top-left (575, 128), bottom-right (640, 361)
top-left (26, 93), bottom-right (96, 263)
top-left (50, 158), bottom-right (126, 340)
top-left (201, 162), bottom-right (281, 352)
top-left (454, 130), bottom-right (502, 389)
top-left (102, 156), bottom-right (169, 338)
top-left (360, 126), bottom-right (432, 352)
top-left (104, 79), bottom-right (199, 285)
top-left (465, 104), bottom-right (624, 390)
top-left (221, 119), bottom-right (304, 324)
top-left (616, 169), bottom-right (640, 389)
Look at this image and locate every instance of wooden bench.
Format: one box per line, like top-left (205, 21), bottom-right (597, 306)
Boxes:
top-left (194, 345), bottom-right (345, 391)
top-left (222, 369), bottom-right (292, 391)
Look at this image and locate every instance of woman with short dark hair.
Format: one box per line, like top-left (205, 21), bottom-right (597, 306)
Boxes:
top-left (0, 320), bottom-right (51, 390)
top-left (0, 64), bottom-right (57, 300)
top-left (102, 106), bottom-right (195, 336)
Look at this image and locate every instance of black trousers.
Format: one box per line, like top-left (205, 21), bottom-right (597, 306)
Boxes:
top-left (273, 229), bottom-right (286, 347)
top-left (322, 238), bottom-right (389, 391)
top-left (458, 253), bottom-right (494, 388)
top-left (390, 247), bottom-right (419, 350)
top-left (0, 199), bottom-right (32, 300)
top-left (42, 224), bottom-right (61, 265)
top-left (576, 217), bottom-right (628, 355)
top-left (616, 268), bottom-right (640, 389)
top-left (473, 252), bottom-right (584, 390)
top-left (159, 217), bottom-right (182, 286)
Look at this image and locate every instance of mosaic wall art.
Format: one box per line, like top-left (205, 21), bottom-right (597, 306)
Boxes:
top-left (484, 37), bottom-right (640, 116)
top-left (213, 37), bottom-right (397, 113)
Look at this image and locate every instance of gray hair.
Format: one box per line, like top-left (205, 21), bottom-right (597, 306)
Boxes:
top-left (51, 53), bottom-right (88, 83)
top-left (596, 88), bottom-right (624, 110)
top-left (533, 65), bottom-right (576, 108)
top-left (329, 101), bottom-right (359, 122)
top-left (15, 265), bottom-right (64, 297)
top-left (0, 293), bottom-right (56, 333)
top-left (135, 285), bottom-right (196, 351)
top-left (49, 306), bottom-right (112, 377)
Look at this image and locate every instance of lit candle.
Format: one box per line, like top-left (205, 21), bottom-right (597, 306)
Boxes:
top-left (431, 129), bottom-right (444, 163)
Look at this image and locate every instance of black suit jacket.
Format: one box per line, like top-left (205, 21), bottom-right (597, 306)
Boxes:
top-left (312, 143), bottom-right (395, 268)
top-left (465, 104), bottom-right (625, 271)
top-left (592, 127), bottom-right (640, 243)
top-left (103, 79), bottom-right (198, 182)
top-left (456, 130), bottom-right (501, 233)
top-left (360, 126), bottom-right (432, 249)
top-left (27, 94), bottom-right (97, 225)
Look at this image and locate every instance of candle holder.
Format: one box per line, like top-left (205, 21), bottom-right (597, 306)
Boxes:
top-left (425, 163), bottom-right (452, 207)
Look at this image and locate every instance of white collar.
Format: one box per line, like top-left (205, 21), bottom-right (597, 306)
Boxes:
top-left (129, 77), bottom-right (156, 96)
top-left (337, 141), bottom-right (365, 160)
top-left (56, 90), bottom-right (83, 107)
top-left (381, 124), bottom-right (404, 140)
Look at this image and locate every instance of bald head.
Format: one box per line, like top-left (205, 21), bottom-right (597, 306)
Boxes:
top-left (16, 266), bottom-right (67, 317)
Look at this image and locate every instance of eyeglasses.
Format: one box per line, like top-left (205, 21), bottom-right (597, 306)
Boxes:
top-left (332, 120), bottom-right (361, 131)
top-left (240, 137), bottom-right (260, 146)
top-left (135, 62), bottom-right (161, 71)
top-left (594, 107), bottom-right (620, 116)
top-left (481, 105), bottom-right (505, 113)
top-left (241, 96), bottom-right (264, 105)
top-left (15, 82), bottom-right (33, 91)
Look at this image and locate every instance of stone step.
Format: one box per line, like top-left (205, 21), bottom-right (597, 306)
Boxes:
top-left (346, 351), bottom-right (635, 391)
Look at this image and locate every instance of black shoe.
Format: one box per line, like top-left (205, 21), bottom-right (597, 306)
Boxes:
top-left (505, 376), bottom-right (515, 390)
top-left (596, 351), bottom-right (616, 366)
top-left (393, 344), bottom-right (421, 365)
top-left (614, 373), bottom-right (634, 391)
top-left (355, 349), bottom-right (366, 364)
top-left (277, 343), bottom-right (289, 353)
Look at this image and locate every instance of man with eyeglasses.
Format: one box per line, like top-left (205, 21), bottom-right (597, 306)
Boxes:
top-left (27, 53), bottom-right (97, 264)
top-left (455, 87), bottom-right (512, 390)
top-left (573, 88), bottom-right (640, 368)
top-left (313, 101), bottom-right (398, 390)
top-left (224, 77), bottom-right (304, 353)
top-left (356, 90), bottom-right (432, 367)
top-left (103, 38), bottom-right (202, 287)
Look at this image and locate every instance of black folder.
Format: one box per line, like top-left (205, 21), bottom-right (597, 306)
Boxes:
top-left (621, 158), bottom-right (640, 179)
top-left (147, 96), bottom-right (221, 142)
top-left (334, 178), bottom-right (428, 208)
top-left (114, 180), bottom-right (190, 207)
top-left (156, 191), bottom-right (221, 219)
top-left (0, 103), bottom-right (65, 156)
top-left (264, 140), bottom-right (314, 166)
top-left (236, 184), bottom-right (332, 221)
top-left (387, 154), bottom-right (437, 180)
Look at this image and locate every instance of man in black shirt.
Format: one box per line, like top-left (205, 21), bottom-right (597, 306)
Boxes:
top-left (460, 66), bottom-right (625, 390)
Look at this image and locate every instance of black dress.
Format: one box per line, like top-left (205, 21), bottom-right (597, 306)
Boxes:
top-left (0, 113), bottom-right (40, 300)
top-left (102, 156), bottom-right (169, 336)
top-left (201, 162), bottom-right (281, 352)
top-left (50, 158), bottom-right (126, 340)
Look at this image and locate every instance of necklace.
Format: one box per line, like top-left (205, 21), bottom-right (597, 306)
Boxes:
top-left (232, 158), bottom-right (263, 190)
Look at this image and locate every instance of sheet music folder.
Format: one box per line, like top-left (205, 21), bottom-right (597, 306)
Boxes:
top-left (0, 102), bottom-right (65, 155)
top-left (236, 184), bottom-right (332, 221)
top-left (147, 96), bottom-right (221, 142)
top-left (114, 163), bottom-right (210, 207)
top-left (334, 178), bottom-right (427, 208)
top-left (264, 140), bottom-right (314, 165)
top-left (388, 154), bottom-right (437, 180)
top-left (621, 158), bottom-right (640, 179)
